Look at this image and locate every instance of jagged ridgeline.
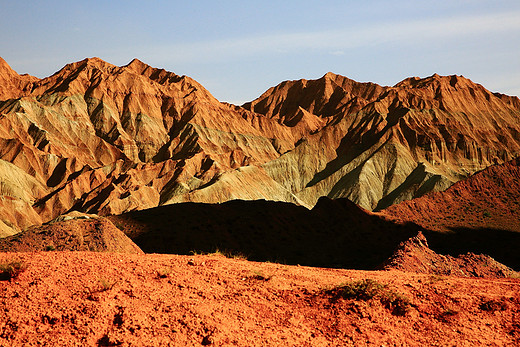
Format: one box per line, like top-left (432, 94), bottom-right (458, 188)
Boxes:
top-left (0, 57), bottom-right (520, 236)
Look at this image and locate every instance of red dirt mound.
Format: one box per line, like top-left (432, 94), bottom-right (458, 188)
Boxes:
top-left (380, 232), bottom-right (519, 278)
top-left (0, 216), bottom-right (142, 254)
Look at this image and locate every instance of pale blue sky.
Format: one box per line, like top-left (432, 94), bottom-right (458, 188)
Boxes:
top-left (1, 1), bottom-right (519, 104)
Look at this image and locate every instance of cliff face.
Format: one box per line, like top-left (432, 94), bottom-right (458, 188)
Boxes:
top-left (1, 57), bottom-right (520, 235)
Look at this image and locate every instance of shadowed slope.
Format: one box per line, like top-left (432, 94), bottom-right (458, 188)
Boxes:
top-left (380, 157), bottom-right (520, 233)
top-left (379, 158), bottom-right (520, 269)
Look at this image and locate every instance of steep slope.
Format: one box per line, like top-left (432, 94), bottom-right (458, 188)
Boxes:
top-left (0, 57), bottom-right (38, 100)
top-left (245, 72), bottom-right (520, 210)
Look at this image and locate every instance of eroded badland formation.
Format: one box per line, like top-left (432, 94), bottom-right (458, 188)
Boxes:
top-left (0, 57), bottom-right (519, 345)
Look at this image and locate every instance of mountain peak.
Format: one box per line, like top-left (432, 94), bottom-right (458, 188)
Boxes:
top-left (80, 57), bottom-right (117, 70)
top-left (322, 71), bottom-right (338, 79)
top-left (0, 57), bottom-right (38, 100)
top-left (0, 56), bottom-right (20, 77)
top-left (395, 73), bottom-right (475, 90)
top-left (124, 58), bottom-right (152, 74)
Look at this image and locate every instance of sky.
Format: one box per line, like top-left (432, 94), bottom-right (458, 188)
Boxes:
top-left (1, 0), bottom-right (520, 104)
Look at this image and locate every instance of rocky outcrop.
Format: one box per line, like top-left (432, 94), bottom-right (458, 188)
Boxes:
top-left (380, 232), bottom-right (518, 278)
top-left (1, 57), bottom-right (520, 234)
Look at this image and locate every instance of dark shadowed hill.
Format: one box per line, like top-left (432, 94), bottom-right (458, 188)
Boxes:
top-left (109, 198), bottom-right (417, 269)
top-left (109, 177), bottom-right (520, 270)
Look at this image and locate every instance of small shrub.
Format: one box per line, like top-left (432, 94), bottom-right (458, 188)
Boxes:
top-left (325, 279), bottom-right (411, 316)
top-left (380, 290), bottom-right (412, 316)
top-left (480, 299), bottom-right (507, 312)
top-left (156, 267), bottom-right (172, 278)
top-left (329, 279), bottom-right (386, 301)
top-left (97, 278), bottom-right (117, 292)
top-left (428, 275), bottom-right (445, 283)
top-left (217, 248), bottom-right (247, 260)
top-left (442, 308), bottom-right (458, 316)
top-left (483, 211), bottom-right (491, 218)
top-left (0, 261), bottom-right (26, 281)
top-left (195, 248), bottom-right (248, 260)
top-left (437, 307), bottom-right (459, 322)
top-left (250, 270), bottom-right (272, 281)
top-left (45, 245), bottom-right (56, 251)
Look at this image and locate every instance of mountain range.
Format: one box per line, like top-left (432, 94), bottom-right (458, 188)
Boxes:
top-left (0, 56), bottom-right (520, 239)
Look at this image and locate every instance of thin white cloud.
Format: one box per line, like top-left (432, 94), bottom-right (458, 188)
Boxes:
top-left (140, 11), bottom-right (520, 64)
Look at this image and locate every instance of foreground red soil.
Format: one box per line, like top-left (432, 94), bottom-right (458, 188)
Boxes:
top-left (0, 252), bottom-right (519, 346)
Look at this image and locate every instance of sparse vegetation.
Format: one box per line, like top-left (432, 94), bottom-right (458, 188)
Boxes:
top-left (156, 267), bottom-right (172, 278)
top-left (214, 248), bottom-right (248, 260)
top-left (191, 248), bottom-right (248, 260)
top-left (480, 299), bottom-right (507, 312)
top-left (250, 270), bottom-right (272, 281)
top-left (325, 279), bottom-right (411, 316)
top-left (442, 308), bottom-right (458, 317)
top-left (0, 260), bottom-right (26, 281)
top-left (428, 275), bottom-right (445, 284)
top-left (97, 278), bottom-right (117, 292)
top-left (437, 307), bottom-right (459, 322)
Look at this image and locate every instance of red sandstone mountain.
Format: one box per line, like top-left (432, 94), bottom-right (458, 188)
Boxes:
top-left (0, 57), bottom-right (302, 235)
top-left (1, 57), bottom-right (520, 235)
top-left (0, 57), bottom-right (38, 100)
